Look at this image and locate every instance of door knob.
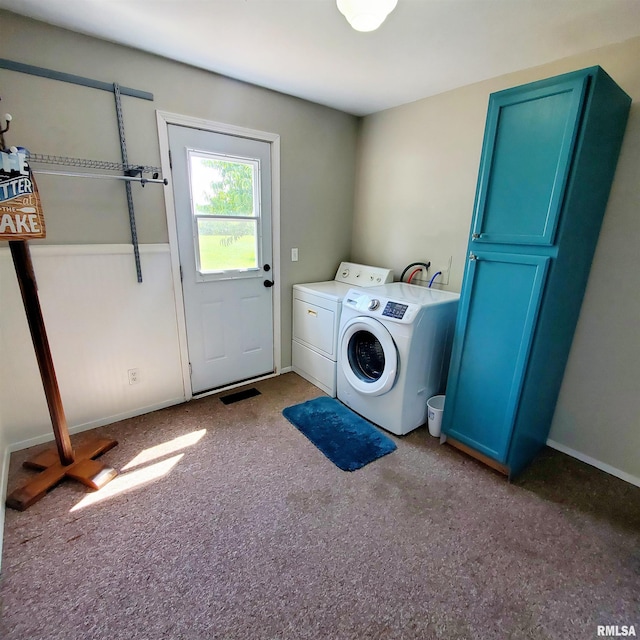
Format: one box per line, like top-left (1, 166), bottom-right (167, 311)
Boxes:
top-left (264, 280), bottom-right (274, 288)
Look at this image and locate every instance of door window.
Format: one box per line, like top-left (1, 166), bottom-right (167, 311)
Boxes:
top-left (188, 151), bottom-right (261, 278)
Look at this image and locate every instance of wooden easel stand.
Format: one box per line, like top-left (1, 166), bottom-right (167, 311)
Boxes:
top-left (6, 240), bottom-right (117, 511)
top-left (9, 240), bottom-right (74, 464)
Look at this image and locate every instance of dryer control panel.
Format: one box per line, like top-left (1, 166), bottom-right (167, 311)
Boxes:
top-left (334, 262), bottom-right (393, 287)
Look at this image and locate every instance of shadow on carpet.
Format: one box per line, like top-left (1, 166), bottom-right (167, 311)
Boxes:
top-left (282, 396), bottom-right (396, 471)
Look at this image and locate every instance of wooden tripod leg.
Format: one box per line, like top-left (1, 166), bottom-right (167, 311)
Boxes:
top-left (9, 240), bottom-right (74, 465)
top-left (66, 459), bottom-right (117, 490)
top-left (6, 437), bottom-right (118, 511)
top-left (5, 463), bottom-right (67, 512)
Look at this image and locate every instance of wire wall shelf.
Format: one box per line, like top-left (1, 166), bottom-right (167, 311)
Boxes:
top-left (26, 153), bottom-right (162, 175)
top-left (2, 62), bottom-right (164, 283)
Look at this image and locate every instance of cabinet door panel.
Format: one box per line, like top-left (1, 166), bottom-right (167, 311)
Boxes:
top-left (443, 252), bottom-right (550, 462)
top-left (472, 76), bottom-right (588, 245)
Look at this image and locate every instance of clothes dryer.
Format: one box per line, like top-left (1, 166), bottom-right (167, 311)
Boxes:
top-left (292, 262), bottom-right (392, 396)
top-left (337, 283), bottom-right (459, 435)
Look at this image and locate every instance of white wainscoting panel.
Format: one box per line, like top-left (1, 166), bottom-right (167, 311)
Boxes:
top-left (0, 244), bottom-right (185, 451)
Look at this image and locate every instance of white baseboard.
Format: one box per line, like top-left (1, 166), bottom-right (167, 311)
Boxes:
top-left (8, 397), bottom-right (185, 453)
top-left (546, 439), bottom-right (640, 488)
top-left (279, 366), bottom-right (293, 374)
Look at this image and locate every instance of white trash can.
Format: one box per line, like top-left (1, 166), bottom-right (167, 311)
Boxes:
top-left (427, 395), bottom-right (446, 437)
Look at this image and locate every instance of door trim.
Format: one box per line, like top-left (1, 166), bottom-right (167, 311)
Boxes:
top-left (156, 110), bottom-right (282, 400)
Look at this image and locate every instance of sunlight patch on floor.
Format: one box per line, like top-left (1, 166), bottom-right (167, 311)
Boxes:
top-left (69, 428), bottom-right (207, 511)
top-left (121, 429), bottom-right (207, 471)
top-left (70, 454), bottom-right (184, 511)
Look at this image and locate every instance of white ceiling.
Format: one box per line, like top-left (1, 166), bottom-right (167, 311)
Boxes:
top-left (2, 0), bottom-right (640, 116)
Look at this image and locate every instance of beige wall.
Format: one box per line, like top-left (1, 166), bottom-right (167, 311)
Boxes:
top-left (0, 11), bottom-right (358, 369)
top-left (354, 37), bottom-right (640, 482)
top-left (1, 10), bottom-right (638, 484)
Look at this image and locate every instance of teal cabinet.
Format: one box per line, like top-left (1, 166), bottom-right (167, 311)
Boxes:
top-left (472, 76), bottom-right (588, 246)
top-left (442, 67), bottom-right (631, 477)
top-left (444, 252), bottom-right (550, 462)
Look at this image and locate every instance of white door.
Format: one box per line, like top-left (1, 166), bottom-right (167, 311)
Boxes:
top-left (169, 125), bottom-right (274, 394)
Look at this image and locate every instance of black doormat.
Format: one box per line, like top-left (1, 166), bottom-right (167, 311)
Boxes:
top-left (220, 388), bottom-right (261, 405)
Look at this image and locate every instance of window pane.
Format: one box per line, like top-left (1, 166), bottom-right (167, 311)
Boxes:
top-left (190, 155), bottom-right (256, 217)
top-left (197, 218), bottom-right (258, 272)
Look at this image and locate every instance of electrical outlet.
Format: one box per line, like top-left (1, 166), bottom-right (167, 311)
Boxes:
top-left (128, 368), bottom-right (140, 385)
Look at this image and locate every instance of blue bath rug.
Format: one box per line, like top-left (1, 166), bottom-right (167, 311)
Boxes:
top-left (282, 396), bottom-right (397, 471)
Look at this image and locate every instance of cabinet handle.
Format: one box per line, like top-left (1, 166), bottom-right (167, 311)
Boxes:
top-left (469, 252), bottom-right (478, 261)
top-left (307, 309), bottom-right (317, 317)
top-left (472, 233), bottom-right (481, 239)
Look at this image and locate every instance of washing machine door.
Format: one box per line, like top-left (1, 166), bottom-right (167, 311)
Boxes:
top-left (339, 316), bottom-right (398, 396)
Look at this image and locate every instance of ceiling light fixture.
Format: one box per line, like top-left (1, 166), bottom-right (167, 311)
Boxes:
top-left (337, 0), bottom-right (398, 32)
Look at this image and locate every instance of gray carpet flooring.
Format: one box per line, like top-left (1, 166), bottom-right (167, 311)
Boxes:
top-left (1, 372), bottom-right (638, 640)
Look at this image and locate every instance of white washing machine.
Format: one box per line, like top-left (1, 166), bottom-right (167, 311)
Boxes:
top-left (292, 262), bottom-right (393, 396)
top-left (336, 282), bottom-right (460, 435)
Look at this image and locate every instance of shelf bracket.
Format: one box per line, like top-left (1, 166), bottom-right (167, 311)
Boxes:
top-left (113, 82), bottom-right (143, 282)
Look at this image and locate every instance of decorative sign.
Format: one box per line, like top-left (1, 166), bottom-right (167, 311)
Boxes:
top-left (0, 149), bottom-right (46, 239)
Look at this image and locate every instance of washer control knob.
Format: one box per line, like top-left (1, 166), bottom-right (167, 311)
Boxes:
top-left (368, 299), bottom-right (380, 311)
